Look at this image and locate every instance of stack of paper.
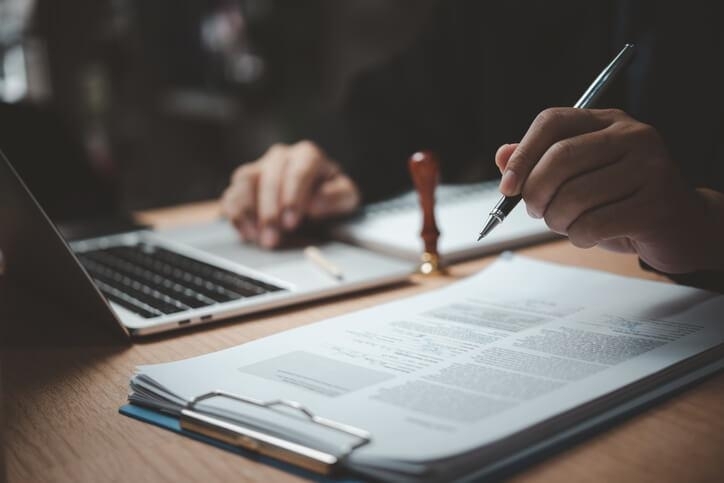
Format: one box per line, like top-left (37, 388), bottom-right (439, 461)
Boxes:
top-left (125, 256), bottom-right (724, 481)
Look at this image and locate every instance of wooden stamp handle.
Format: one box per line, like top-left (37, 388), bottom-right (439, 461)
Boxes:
top-left (408, 151), bottom-right (440, 258)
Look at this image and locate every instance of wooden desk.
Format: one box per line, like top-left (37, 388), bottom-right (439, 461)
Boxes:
top-left (2, 202), bottom-right (723, 482)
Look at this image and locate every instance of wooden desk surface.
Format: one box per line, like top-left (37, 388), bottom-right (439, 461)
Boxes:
top-left (2, 201), bottom-right (723, 482)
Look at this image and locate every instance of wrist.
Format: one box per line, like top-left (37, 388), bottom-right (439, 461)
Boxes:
top-left (634, 186), bottom-right (724, 273)
top-left (637, 187), bottom-right (724, 290)
top-left (692, 188), bottom-right (724, 271)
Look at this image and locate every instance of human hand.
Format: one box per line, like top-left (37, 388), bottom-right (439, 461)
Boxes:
top-left (221, 141), bottom-right (360, 248)
top-left (495, 107), bottom-right (724, 273)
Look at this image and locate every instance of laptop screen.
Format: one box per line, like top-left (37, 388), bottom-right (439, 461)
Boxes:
top-left (0, 102), bottom-right (119, 224)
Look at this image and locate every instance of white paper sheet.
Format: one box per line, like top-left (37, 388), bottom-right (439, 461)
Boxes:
top-left (133, 255), bottom-right (724, 471)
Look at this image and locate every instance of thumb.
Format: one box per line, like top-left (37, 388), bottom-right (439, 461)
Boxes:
top-left (307, 175), bottom-right (360, 219)
top-left (495, 143), bottom-right (519, 174)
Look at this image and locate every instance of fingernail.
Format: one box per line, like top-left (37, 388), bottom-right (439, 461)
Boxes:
top-left (500, 169), bottom-right (518, 195)
top-left (260, 226), bottom-right (279, 248)
top-left (282, 209), bottom-right (299, 230)
top-left (527, 205), bottom-right (542, 219)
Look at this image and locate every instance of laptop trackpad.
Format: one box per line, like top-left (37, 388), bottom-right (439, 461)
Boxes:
top-left (155, 219), bottom-right (412, 286)
top-left (156, 219), bottom-right (313, 269)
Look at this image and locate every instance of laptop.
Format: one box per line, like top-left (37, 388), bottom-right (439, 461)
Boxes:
top-left (0, 148), bottom-right (412, 338)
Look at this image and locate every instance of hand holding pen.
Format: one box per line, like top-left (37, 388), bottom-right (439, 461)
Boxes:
top-left (479, 43), bottom-right (724, 274)
top-left (478, 44), bottom-right (635, 240)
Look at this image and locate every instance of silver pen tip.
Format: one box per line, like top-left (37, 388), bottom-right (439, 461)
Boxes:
top-left (477, 216), bottom-right (501, 241)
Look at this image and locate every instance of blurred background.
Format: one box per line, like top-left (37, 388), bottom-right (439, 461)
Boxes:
top-left (0, 0), bottom-right (434, 218)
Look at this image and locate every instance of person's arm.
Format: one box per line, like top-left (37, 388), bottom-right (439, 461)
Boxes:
top-left (495, 107), bottom-right (724, 274)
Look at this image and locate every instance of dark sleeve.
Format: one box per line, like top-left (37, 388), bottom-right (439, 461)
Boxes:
top-left (639, 259), bottom-right (724, 293)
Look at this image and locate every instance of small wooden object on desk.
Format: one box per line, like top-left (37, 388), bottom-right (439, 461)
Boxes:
top-left (408, 150), bottom-right (445, 275)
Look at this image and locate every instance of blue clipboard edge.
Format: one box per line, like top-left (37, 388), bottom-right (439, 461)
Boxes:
top-left (118, 403), bottom-right (359, 483)
top-left (119, 358), bottom-right (723, 482)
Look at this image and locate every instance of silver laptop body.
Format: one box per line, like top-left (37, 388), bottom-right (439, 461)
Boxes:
top-left (0, 149), bottom-right (412, 338)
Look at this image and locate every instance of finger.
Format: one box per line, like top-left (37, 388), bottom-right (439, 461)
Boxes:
top-left (500, 108), bottom-right (616, 196)
top-left (257, 147), bottom-right (288, 247)
top-left (495, 143), bottom-right (518, 173)
top-left (221, 186), bottom-right (252, 240)
top-left (221, 184), bottom-right (241, 220)
top-left (231, 160), bottom-right (259, 184)
top-left (597, 238), bottom-right (636, 253)
top-left (221, 173), bottom-right (259, 241)
top-left (223, 164), bottom-right (260, 218)
top-left (523, 126), bottom-right (629, 217)
top-left (566, 193), bottom-right (648, 248)
top-left (542, 158), bottom-right (643, 234)
top-left (280, 142), bottom-right (337, 230)
top-left (307, 175), bottom-right (360, 219)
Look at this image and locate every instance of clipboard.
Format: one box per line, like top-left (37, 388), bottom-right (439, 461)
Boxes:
top-left (119, 390), bottom-right (370, 481)
top-left (119, 357), bottom-right (723, 483)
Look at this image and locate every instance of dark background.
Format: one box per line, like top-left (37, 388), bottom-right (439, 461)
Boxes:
top-left (5, 0), bottom-right (722, 223)
top-left (0, 0), bottom-right (434, 218)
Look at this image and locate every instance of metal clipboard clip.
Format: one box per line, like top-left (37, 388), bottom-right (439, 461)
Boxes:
top-left (179, 390), bottom-right (372, 475)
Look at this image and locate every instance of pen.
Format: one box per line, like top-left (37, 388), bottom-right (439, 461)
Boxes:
top-left (304, 246), bottom-right (344, 281)
top-left (477, 43), bottom-right (636, 241)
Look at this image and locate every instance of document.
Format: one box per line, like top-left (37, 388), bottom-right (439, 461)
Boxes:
top-left (331, 181), bottom-right (558, 262)
top-left (128, 255), bottom-right (724, 481)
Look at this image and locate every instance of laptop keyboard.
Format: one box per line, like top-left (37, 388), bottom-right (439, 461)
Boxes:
top-left (76, 243), bottom-right (285, 319)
